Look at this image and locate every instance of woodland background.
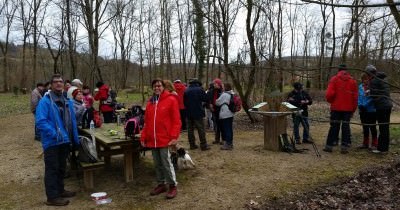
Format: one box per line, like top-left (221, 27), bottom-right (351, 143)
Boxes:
top-left (1, 0), bottom-right (400, 121)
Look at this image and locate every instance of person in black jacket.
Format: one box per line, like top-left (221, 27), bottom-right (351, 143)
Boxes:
top-left (287, 82), bottom-right (313, 144)
top-left (184, 79), bottom-right (210, 151)
top-left (368, 67), bottom-right (393, 154)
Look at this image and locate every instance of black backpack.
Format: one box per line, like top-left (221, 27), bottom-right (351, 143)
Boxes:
top-left (78, 136), bottom-right (98, 163)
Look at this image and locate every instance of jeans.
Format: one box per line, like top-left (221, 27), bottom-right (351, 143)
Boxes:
top-left (292, 114), bottom-right (309, 142)
top-left (326, 111), bottom-right (352, 148)
top-left (206, 109), bottom-right (214, 129)
top-left (359, 111), bottom-right (377, 139)
top-left (152, 148), bottom-right (177, 186)
top-left (212, 111), bottom-right (223, 142)
top-left (44, 143), bottom-right (69, 200)
top-left (376, 109), bottom-right (391, 152)
top-left (187, 118), bottom-right (208, 148)
top-left (221, 117), bottom-right (233, 146)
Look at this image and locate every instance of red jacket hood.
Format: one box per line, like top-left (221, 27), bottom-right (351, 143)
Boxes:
top-left (336, 70), bottom-right (353, 81)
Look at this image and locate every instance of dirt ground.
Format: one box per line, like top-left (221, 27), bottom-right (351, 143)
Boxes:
top-left (0, 111), bottom-right (399, 210)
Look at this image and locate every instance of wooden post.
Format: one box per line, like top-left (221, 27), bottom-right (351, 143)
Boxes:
top-left (263, 114), bottom-right (287, 151)
top-left (123, 146), bottom-right (134, 182)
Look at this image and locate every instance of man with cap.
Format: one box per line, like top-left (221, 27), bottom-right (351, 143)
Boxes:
top-left (367, 65), bottom-right (393, 154)
top-left (323, 64), bottom-right (358, 154)
top-left (184, 79), bottom-right (210, 150)
top-left (173, 79), bottom-right (187, 131)
top-left (287, 82), bottom-right (313, 144)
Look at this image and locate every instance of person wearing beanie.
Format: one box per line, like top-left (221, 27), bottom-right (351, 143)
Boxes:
top-left (357, 73), bottom-right (378, 149)
top-left (67, 79), bottom-right (83, 99)
top-left (72, 89), bottom-right (86, 126)
top-left (287, 82), bottom-right (313, 144)
top-left (369, 69), bottom-right (393, 154)
top-left (184, 79), bottom-right (210, 150)
top-left (207, 78), bottom-right (224, 145)
top-left (94, 81), bottom-right (114, 123)
top-left (324, 64), bottom-right (358, 154)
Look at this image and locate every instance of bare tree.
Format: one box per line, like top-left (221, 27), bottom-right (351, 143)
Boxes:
top-left (77, 0), bottom-right (112, 82)
top-left (0, 0), bottom-right (17, 91)
top-left (191, 0), bottom-right (206, 81)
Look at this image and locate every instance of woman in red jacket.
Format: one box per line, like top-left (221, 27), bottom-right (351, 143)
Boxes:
top-left (140, 79), bottom-right (181, 199)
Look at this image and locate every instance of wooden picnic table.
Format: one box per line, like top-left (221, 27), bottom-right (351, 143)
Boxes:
top-left (79, 123), bottom-right (140, 183)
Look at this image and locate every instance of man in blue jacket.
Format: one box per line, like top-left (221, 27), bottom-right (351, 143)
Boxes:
top-left (36, 74), bottom-right (80, 206)
top-left (184, 79), bottom-right (210, 150)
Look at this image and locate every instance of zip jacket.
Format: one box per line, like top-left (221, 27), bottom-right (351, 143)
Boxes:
top-left (36, 91), bottom-right (79, 151)
top-left (140, 91), bottom-right (181, 148)
top-left (94, 84), bottom-right (113, 112)
top-left (326, 70), bottom-right (358, 112)
top-left (358, 83), bottom-right (375, 112)
top-left (286, 89), bottom-right (312, 117)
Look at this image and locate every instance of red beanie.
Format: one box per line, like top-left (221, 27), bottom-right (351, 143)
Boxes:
top-left (72, 89), bottom-right (81, 98)
top-left (213, 78), bottom-right (222, 87)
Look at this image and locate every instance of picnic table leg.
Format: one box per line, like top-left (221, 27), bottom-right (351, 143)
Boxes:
top-left (103, 146), bottom-right (111, 165)
top-left (123, 147), bottom-right (134, 182)
top-left (83, 169), bottom-right (94, 190)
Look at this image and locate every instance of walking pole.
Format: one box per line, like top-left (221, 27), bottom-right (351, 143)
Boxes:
top-left (300, 114), bottom-right (321, 158)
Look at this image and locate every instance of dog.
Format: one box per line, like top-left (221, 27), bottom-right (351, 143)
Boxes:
top-left (171, 147), bottom-right (195, 170)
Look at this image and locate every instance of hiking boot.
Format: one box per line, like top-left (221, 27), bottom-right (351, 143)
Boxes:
top-left (60, 190), bottom-right (76, 198)
top-left (220, 144), bottom-right (233, 150)
top-left (150, 184), bottom-right (167, 196)
top-left (45, 198), bottom-right (69, 206)
top-left (302, 140), bottom-right (313, 144)
top-left (166, 185), bottom-right (177, 199)
top-left (200, 145), bottom-right (211, 151)
top-left (212, 140), bottom-right (220, 144)
top-left (295, 140), bottom-right (301, 144)
top-left (340, 148), bottom-right (349, 154)
top-left (322, 147), bottom-right (332, 153)
top-left (357, 144), bottom-right (369, 149)
top-left (189, 145), bottom-right (199, 150)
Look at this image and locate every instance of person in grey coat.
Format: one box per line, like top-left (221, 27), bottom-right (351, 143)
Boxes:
top-left (215, 83), bottom-right (235, 150)
top-left (31, 82), bottom-right (44, 141)
top-left (368, 65), bottom-right (393, 153)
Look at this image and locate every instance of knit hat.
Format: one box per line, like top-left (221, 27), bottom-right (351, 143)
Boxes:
top-left (72, 88), bottom-right (81, 98)
top-left (365, 64), bottom-right (377, 75)
top-left (213, 78), bottom-right (222, 87)
top-left (71, 79), bottom-right (83, 86)
top-left (337, 64), bottom-right (347, 71)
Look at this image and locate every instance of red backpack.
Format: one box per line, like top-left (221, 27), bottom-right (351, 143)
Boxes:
top-left (93, 110), bottom-right (102, 128)
top-left (228, 93), bottom-right (242, 113)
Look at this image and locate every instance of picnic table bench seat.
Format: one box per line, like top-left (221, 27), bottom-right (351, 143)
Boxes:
top-left (79, 161), bottom-right (105, 190)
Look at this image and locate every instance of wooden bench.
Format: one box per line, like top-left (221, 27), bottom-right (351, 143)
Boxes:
top-left (79, 161), bottom-right (105, 190)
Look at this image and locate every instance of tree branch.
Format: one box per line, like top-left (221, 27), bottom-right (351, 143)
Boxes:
top-left (301, 0), bottom-right (400, 8)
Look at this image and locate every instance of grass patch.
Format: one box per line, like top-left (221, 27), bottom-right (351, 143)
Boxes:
top-left (0, 93), bottom-right (30, 118)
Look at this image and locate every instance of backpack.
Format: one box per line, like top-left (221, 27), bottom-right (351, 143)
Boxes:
top-left (228, 93), bottom-right (242, 113)
top-left (279, 134), bottom-right (307, 154)
top-left (124, 116), bottom-right (141, 140)
top-left (81, 108), bottom-right (102, 128)
top-left (104, 89), bottom-right (117, 106)
top-left (77, 136), bottom-right (98, 163)
top-left (125, 105), bottom-right (145, 127)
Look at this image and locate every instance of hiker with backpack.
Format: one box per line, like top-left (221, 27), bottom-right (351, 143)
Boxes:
top-left (140, 79), bottom-right (181, 199)
top-left (287, 82), bottom-right (313, 144)
top-left (71, 89), bottom-right (86, 126)
top-left (94, 81), bottom-right (114, 123)
top-left (35, 74), bottom-right (79, 206)
top-left (215, 83), bottom-right (235, 150)
top-left (183, 79), bottom-right (210, 151)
